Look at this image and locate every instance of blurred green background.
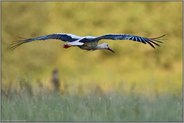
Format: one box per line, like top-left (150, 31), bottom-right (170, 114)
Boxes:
top-left (2, 1), bottom-right (182, 96)
top-left (1, 2), bottom-right (182, 121)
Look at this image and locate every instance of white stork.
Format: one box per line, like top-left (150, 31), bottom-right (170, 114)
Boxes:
top-left (10, 33), bottom-right (165, 53)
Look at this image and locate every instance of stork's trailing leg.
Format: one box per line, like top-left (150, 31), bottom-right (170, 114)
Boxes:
top-left (63, 44), bottom-right (72, 49)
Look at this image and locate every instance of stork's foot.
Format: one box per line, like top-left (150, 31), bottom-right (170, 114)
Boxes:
top-left (63, 44), bottom-right (72, 49)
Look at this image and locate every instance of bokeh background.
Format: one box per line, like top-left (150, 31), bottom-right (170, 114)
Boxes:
top-left (2, 2), bottom-right (182, 121)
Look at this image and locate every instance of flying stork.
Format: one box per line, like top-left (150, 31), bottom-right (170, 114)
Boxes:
top-left (10, 33), bottom-right (165, 53)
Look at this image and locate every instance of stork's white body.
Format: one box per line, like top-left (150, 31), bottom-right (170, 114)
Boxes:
top-left (79, 42), bottom-right (98, 50)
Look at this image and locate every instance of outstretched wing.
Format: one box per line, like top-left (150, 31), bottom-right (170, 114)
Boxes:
top-left (95, 34), bottom-right (165, 48)
top-left (10, 33), bottom-right (81, 50)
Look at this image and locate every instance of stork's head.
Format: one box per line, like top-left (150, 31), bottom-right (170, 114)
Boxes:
top-left (99, 43), bottom-right (115, 53)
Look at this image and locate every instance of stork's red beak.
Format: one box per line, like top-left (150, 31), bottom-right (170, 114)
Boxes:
top-left (107, 47), bottom-right (115, 53)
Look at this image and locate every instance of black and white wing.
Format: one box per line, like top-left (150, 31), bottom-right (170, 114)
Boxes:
top-left (10, 33), bottom-right (81, 50)
top-left (95, 34), bottom-right (165, 48)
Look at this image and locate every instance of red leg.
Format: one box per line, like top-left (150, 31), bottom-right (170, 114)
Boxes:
top-left (63, 44), bottom-right (72, 49)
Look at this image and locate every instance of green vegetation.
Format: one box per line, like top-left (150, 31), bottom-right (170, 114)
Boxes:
top-left (2, 91), bottom-right (182, 121)
top-left (2, 2), bottom-right (182, 121)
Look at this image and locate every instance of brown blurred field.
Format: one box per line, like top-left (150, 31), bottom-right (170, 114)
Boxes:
top-left (1, 2), bottom-right (182, 121)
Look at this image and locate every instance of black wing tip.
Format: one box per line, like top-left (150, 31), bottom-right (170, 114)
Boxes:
top-left (147, 34), bottom-right (166, 48)
top-left (150, 34), bottom-right (166, 40)
top-left (146, 41), bottom-right (155, 48)
top-left (147, 40), bottom-right (162, 49)
top-left (8, 39), bottom-right (28, 51)
top-left (8, 36), bottom-right (35, 51)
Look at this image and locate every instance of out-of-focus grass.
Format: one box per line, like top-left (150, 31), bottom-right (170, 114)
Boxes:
top-left (2, 91), bottom-right (182, 121)
top-left (1, 2), bottom-right (182, 121)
